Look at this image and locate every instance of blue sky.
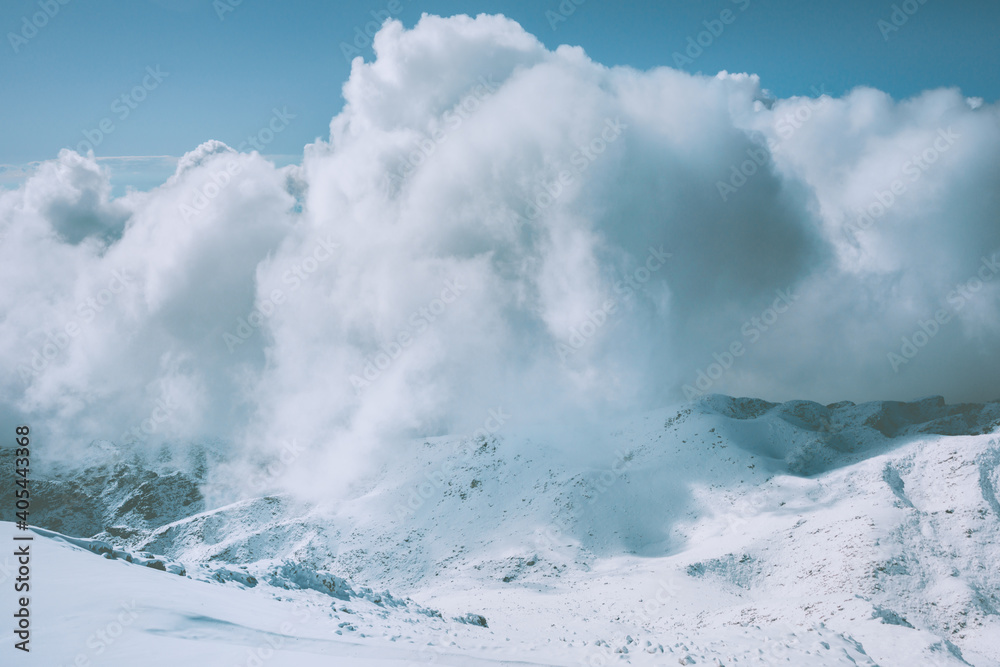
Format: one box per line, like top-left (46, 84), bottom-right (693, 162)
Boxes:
top-left (1, 0), bottom-right (998, 188)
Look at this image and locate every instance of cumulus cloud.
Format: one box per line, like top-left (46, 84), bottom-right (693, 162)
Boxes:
top-left (1, 14), bottom-right (998, 496)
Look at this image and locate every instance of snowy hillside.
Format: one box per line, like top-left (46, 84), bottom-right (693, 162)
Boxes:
top-left (4, 394), bottom-right (1000, 666)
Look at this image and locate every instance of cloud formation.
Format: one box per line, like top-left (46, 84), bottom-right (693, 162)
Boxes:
top-left (2, 14), bottom-right (998, 493)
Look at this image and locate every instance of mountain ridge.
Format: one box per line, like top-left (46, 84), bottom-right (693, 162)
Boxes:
top-left (5, 394), bottom-right (1000, 665)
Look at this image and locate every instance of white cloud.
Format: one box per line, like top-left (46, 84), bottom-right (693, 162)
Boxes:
top-left (2, 14), bottom-right (998, 496)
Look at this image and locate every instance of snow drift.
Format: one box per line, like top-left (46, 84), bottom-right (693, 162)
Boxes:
top-left (5, 394), bottom-right (1000, 665)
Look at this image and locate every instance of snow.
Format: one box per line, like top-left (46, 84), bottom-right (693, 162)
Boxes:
top-left (3, 395), bottom-right (999, 665)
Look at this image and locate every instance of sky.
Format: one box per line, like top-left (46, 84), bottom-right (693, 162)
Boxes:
top-left (1, 6), bottom-right (999, 490)
top-left (1, 0), bottom-right (999, 188)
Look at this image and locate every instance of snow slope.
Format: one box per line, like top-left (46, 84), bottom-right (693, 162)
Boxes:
top-left (3, 395), bottom-right (1000, 665)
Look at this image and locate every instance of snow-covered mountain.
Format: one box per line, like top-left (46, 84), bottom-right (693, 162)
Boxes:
top-left (5, 394), bottom-right (1000, 666)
